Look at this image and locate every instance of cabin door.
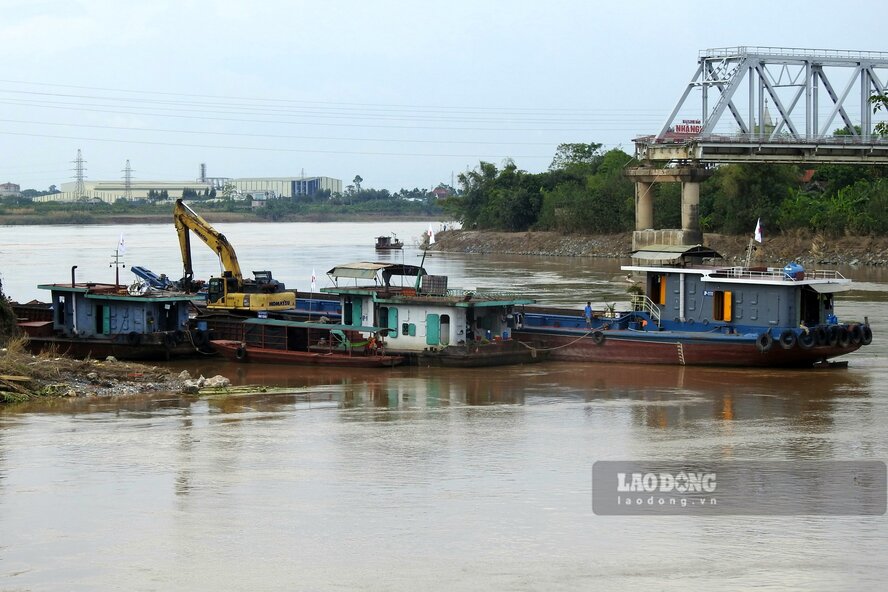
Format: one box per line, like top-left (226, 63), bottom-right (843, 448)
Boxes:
top-left (426, 313), bottom-right (440, 345)
top-left (95, 304), bottom-right (110, 334)
top-left (351, 298), bottom-right (363, 326)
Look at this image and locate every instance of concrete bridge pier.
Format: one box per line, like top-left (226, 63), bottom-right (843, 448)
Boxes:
top-left (624, 166), bottom-right (712, 250)
top-left (635, 180), bottom-right (653, 230)
top-left (681, 180), bottom-right (701, 244)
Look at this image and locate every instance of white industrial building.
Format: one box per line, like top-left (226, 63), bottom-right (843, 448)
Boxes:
top-left (34, 176), bottom-right (342, 204)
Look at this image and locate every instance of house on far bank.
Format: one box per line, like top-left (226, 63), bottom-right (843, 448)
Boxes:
top-left (0, 182), bottom-right (21, 197)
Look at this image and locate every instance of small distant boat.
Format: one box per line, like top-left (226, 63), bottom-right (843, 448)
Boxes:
top-left (375, 234), bottom-right (403, 250)
top-left (210, 317), bottom-right (405, 367)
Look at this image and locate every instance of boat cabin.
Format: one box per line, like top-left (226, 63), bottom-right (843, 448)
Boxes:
top-left (35, 282), bottom-right (192, 339)
top-left (321, 262), bottom-right (534, 354)
top-left (374, 234), bottom-right (403, 250)
top-left (625, 245), bottom-right (851, 333)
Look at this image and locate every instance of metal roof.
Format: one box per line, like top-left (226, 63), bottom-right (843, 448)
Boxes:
top-left (327, 262), bottom-right (426, 284)
top-left (630, 244), bottom-right (723, 262)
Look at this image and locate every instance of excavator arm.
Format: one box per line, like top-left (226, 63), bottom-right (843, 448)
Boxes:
top-left (174, 199), bottom-right (243, 288)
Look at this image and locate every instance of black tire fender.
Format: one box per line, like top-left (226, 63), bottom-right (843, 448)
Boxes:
top-left (779, 330), bottom-right (797, 350)
top-left (756, 332), bottom-right (774, 353)
top-left (848, 324), bottom-right (863, 345)
top-left (234, 346), bottom-right (247, 361)
top-left (861, 324), bottom-right (873, 346)
top-left (591, 330), bottom-right (605, 345)
top-left (814, 326), bottom-right (829, 346)
top-left (838, 326), bottom-right (851, 348)
top-left (798, 331), bottom-right (815, 349)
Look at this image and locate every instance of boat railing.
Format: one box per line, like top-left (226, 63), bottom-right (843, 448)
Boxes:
top-left (630, 294), bottom-right (661, 325)
top-left (715, 267), bottom-right (846, 281)
top-left (445, 288), bottom-right (523, 300)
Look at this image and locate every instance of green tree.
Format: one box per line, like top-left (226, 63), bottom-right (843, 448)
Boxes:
top-left (549, 142), bottom-right (604, 171)
top-left (704, 163), bottom-right (801, 234)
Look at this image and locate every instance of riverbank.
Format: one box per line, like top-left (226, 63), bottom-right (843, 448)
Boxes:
top-left (430, 229), bottom-right (888, 266)
top-left (0, 344), bottom-right (179, 403)
top-left (0, 339), bottom-right (235, 403)
top-left (0, 211), bottom-right (436, 226)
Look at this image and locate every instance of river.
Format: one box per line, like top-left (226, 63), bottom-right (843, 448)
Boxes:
top-left (1, 222), bottom-right (887, 590)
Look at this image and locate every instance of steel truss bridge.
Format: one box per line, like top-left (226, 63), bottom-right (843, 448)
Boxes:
top-left (635, 46), bottom-right (888, 164)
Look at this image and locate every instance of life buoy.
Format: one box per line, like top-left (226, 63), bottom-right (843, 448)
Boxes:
top-left (848, 324), bottom-right (863, 345)
top-left (591, 330), bottom-right (605, 345)
top-left (861, 324), bottom-right (873, 346)
top-left (234, 346), bottom-right (247, 361)
top-left (778, 330), bottom-right (796, 350)
top-left (756, 332), bottom-right (774, 353)
top-left (127, 331), bottom-right (141, 346)
top-left (798, 331), bottom-right (815, 349)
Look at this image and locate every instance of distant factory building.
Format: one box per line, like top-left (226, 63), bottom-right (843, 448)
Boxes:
top-left (232, 177), bottom-right (341, 198)
top-left (34, 175), bottom-right (342, 203)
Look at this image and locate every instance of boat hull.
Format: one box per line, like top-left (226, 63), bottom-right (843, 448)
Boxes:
top-left (211, 340), bottom-right (405, 368)
top-left (512, 328), bottom-right (862, 367)
top-left (410, 340), bottom-right (547, 367)
top-left (21, 334), bottom-right (202, 361)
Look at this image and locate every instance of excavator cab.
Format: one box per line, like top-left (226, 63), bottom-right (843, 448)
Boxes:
top-left (207, 277), bottom-right (225, 303)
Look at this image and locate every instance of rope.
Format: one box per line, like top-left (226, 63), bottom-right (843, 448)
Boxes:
top-left (515, 328), bottom-right (599, 353)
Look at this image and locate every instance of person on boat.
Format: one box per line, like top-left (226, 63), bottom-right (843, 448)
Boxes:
top-left (365, 335), bottom-right (378, 355)
top-left (584, 301), bottom-right (592, 329)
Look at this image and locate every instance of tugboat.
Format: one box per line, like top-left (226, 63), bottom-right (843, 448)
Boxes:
top-left (513, 245), bottom-right (873, 367)
top-left (374, 234), bottom-right (403, 250)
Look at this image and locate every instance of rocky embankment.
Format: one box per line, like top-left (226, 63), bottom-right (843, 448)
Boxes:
top-left (431, 229), bottom-right (888, 266)
top-left (0, 341), bottom-right (230, 403)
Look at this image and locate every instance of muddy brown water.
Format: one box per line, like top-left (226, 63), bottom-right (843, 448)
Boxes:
top-left (1, 223), bottom-right (887, 590)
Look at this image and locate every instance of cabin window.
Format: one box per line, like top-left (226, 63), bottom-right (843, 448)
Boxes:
top-left (57, 296), bottom-right (66, 325)
top-left (402, 322), bottom-right (416, 337)
top-left (440, 314), bottom-right (450, 346)
top-left (713, 290), bottom-right (732, 322)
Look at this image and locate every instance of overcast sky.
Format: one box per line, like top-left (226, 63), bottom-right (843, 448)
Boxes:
top-left (2, 0), bottom-right (888, 192)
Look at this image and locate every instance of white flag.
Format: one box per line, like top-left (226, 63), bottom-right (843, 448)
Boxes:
top-left (310, 268), bottom-right (317, 291)
top-left (427, 224), bottom-right (435, 245)
top-left (754, 218), bottom-right (763, 243)
top-left (117, 233), bottom-right (126, 254)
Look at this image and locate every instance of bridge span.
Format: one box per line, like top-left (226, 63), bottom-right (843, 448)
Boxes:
top-left (629, 46), bottom-right (888, 249)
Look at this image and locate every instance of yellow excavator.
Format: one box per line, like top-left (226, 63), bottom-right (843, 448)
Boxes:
top-left (174, 199), bottom-right (296, 311)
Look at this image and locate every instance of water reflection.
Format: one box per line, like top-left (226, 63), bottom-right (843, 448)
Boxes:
top-left (3, 361), bottom-right (872, 430)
